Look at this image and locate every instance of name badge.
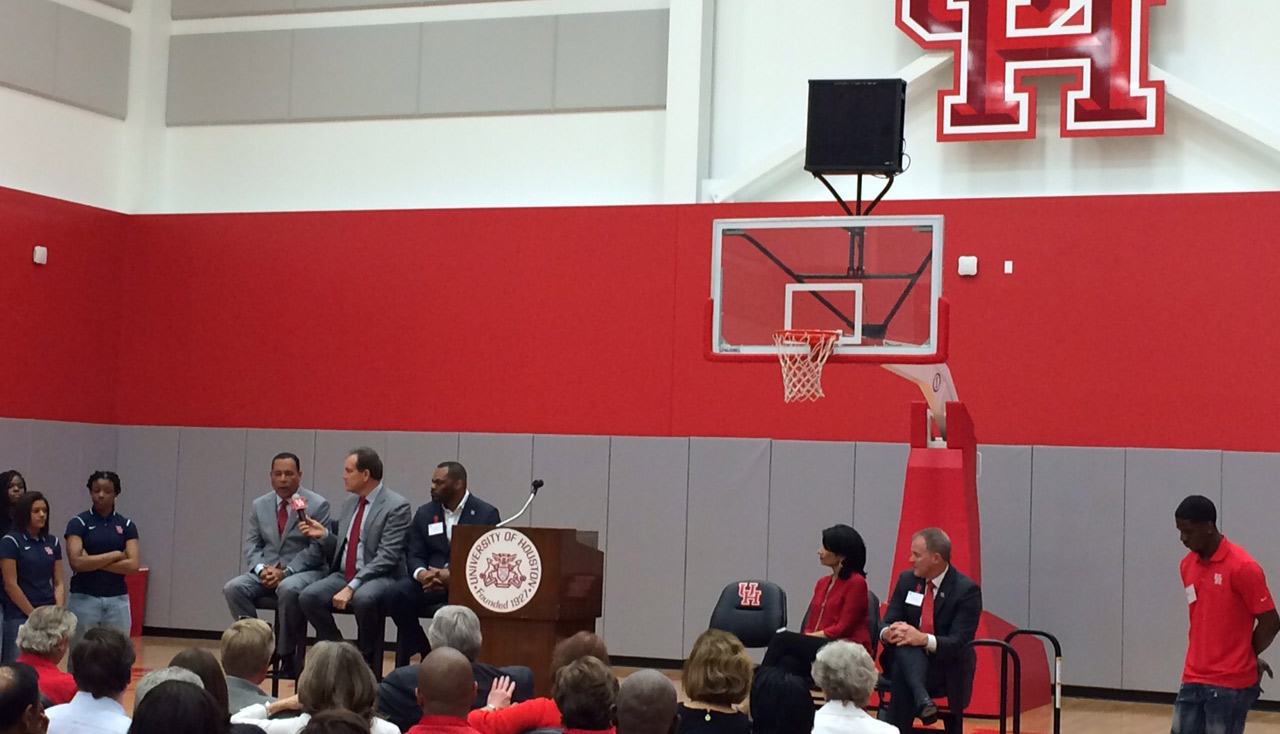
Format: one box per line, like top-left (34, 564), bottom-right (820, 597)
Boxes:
top-left (428, 522), bottom-right (445, 536)
top-left (1185, 584), bottom-right (1197, 605)
top-left (906, 591), bottom-right (925, 607)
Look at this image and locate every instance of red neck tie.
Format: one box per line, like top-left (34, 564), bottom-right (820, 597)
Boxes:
top-left (344, 497), bottom-right (368, 582)
top-left (920, 581), bottom-right (936, 634)
top-left (277, 500), bottom-right (288, 536)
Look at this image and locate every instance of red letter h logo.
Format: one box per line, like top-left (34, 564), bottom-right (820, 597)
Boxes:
top-left (897, 0), bottom-right (1165, 140)
top-left (738, 582), bottom-right (763, 607)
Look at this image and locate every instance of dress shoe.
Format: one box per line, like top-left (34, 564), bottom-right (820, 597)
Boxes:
top-left (918, 701), bottom-right (939, 726)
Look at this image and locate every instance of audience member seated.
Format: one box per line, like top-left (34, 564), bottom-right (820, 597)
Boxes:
top-left (761, 525), bottom-right (870, 680)
top-left (614, 670), bottom-right (678, 734)
top-left (133, 667), bottom-right (205, 709)
top-left (0, 662), bottom-right (48, 734)
top-left (553, 657), bottom-right (618, 734)
top-left (811, 641), bottom-right (895, 734)
top-left (15, 606), bottom-right (77, 705)
top-left (230, 641), bottom-right (398, 734)
top-left (220, 619), bottom-right (277, 713)
top-left (878, 528), bottom-right (981, 734)
top-left (378, 605), bottom-right (532, 731)
top-left (403, 648), bottom-right (482, 734)
top-left (299, 710), bottom-right (375, 734)
top-left (169, 648), bottom-right (263, 734)
top-left (746, 667), bottom-right (813, 734)
top-left (676, 630), bottom-right (751, 734)
top-left (467, 632), bottom-right (610, 734)
top-left (127, 680), bottom-right (228, 734)
top-left (46, 626), bottom-right (135, 734)
top-left (170, 649), bottom-right (231, 716)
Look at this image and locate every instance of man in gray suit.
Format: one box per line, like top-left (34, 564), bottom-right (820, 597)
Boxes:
top-left (297, 446), bottom-right (412, 671)
top-left (223, 451), bottom-right (332, 674)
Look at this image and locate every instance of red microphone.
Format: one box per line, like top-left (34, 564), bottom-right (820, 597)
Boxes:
top-left (290, 494), bottom-right (308, 525)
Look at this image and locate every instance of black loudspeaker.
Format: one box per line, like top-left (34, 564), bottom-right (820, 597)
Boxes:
top-left (805, 79), bottom-right (906, 175)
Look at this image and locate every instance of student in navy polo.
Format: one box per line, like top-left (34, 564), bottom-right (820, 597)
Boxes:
top-left (0, 491), bottom-right (64, 662)
top-left (65, 471), bottom-right (139, 644)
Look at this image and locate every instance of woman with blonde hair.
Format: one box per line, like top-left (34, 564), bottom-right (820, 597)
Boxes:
top-left (677, 629), bottom-right (752, 734)
top-left (230, 641), bottom-right (398, 733)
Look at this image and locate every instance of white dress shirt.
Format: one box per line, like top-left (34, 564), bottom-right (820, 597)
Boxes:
top-left (344, 484), bottom-right (384, 590)
top-left (232, 704), bottom-right (401, 734)
top-left (812, 700), bottom-right (899, 734)
top-left (47, 692), bottom-right (131, 734)
top-left (442, 490), bottom-right (470, 542)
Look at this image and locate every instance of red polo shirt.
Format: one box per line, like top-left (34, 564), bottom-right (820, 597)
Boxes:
top-left (1181, 537), bottom-right (1276, 689)
top-left (16, 653), bottom-right (77, 704)
top-left (407, 715), bottom-right (485, 734)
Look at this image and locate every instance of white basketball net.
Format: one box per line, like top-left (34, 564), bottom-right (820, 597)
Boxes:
top-left (773, 329), bottom-right (842, 402)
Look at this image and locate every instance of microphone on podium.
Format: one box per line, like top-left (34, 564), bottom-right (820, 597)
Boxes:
top-left (497, 479), bottom-right (544, 528)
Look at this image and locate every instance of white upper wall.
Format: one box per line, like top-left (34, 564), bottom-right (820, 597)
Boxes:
top-left (707, 0), bottom-right (1280, 203)
top-left (3, 0), bottom-right (1279, 213)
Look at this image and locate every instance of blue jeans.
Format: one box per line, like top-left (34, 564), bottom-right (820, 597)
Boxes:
top-left (0, 616), bottom-right (24, 663)
top-left (67, 593), bottom-right (131, 645)
top-left (1171, 682), bottom-right (1260, 734)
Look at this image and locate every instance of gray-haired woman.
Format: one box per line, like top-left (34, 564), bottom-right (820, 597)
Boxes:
top-left (231, 641), bottom-right (399, 734)
top-left (811, 640), bottom-right (897, 734)
top-left (16, 605), bottom-right (78, 704)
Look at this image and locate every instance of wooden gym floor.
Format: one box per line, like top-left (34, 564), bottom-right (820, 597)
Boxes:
top-left (115, 636), bottom-right (1280, 733)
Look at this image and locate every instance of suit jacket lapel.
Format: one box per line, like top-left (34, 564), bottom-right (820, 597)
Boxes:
top-left (933, 568), bottom-right (958, 624)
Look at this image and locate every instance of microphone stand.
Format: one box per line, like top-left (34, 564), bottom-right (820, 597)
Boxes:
top-left (497, 479), bottom-right (544, 528)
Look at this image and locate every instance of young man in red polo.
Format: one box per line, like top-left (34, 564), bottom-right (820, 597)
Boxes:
top-left (1173, 495), bottom-right (1280, 734)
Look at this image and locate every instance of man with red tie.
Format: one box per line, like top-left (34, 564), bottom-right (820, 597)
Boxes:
top-left (879, 527), bottom-right (982, 734)
top-left (297, 447), bottom-right (412, 671)
top-left (223, 452), bottom-right (331, 677)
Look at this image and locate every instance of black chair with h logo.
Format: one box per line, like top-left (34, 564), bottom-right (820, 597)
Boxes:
top-left (708, 580), bottom-right (788, 648)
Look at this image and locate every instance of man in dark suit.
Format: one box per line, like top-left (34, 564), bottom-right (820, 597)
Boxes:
top-left (296, 447), bottom-right (412, 670)
top-left (383, 461), bottom-right (500, 666)
top-left (223, 452), bottom-right (332, 670)
top-left (879, 527), bottom-right (982, 734)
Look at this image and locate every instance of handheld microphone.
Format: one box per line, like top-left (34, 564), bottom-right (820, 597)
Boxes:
top-left (497, 479), bottom-right (544, 528)
top-left (290, 494), bottom-right (308, 525)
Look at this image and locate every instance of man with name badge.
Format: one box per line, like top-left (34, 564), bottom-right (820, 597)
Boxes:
top-left (879, 527), bottom-right (982, 734)
top-left (1172, 495), bottom-right (1279, 734)
top-left (223, 452), bottom-right (331, 678)
top-left (384, 462), bottom-right (500, 667)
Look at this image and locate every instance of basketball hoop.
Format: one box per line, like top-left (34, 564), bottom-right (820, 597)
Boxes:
top-left (773, 329), bottom-right (842, 402)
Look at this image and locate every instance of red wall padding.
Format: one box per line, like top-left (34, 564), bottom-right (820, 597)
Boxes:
top-left (7, 187), bottom-right (1280, 450)
top-left (0, 188), bottom-right (125, 424)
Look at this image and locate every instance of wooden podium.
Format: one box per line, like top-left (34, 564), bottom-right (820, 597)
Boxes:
top-left (450, 526), bottom-right (603, 696)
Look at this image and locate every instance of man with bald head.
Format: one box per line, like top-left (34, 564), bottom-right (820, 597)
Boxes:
top-left (405, 648), bottom-right (482, 734)
top-left (615, 670), bottom-right (679, 734)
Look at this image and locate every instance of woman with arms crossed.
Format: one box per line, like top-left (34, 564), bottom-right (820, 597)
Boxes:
top-left (65, 471), bottom-right (139, 642)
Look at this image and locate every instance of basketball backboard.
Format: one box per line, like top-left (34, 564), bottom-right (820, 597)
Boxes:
top-left (709, 215), bottom-right (947, 364)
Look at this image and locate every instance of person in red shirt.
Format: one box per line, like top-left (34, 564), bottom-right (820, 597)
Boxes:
top-left (13, 605), bottom-right (77, 705)
top-left (1173, 495), bottom-right (1280, 734)
top-left (760, 524), bottom-right (871, 679)
top-left (406, 648), bottom-right (485, 734)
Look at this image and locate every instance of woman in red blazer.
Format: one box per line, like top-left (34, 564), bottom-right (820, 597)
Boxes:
top-left (761, 524), bottom-right (871, 678)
